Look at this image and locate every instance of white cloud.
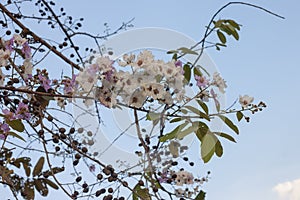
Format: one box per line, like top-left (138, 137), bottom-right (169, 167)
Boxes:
top-left (273, 178), bottom-right (300, 200)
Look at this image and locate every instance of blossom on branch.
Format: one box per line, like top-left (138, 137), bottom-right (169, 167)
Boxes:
top-left (239, 95), bottom-right (254, 108)
top-left (212, 72), bottom-right (227, 93)
top-left (38, 73), bottom-right (51, 92)
top-left (0, 49), bottom-right (10, 67)
top-left (15, 102), bottom-right (31, 120)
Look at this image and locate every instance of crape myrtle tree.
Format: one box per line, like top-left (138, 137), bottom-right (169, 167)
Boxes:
top-left (0, 1), bottom-right (283, 200)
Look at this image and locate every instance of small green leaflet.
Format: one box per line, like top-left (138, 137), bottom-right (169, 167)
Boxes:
top-left (217, 30), bottom-right (226, 44)
top-left (6, 119), bottom-right (25, 132)
top-left (7, 131), bottom-right (26, 142)
top-left (132, 184), bottom-right (151, 200)
top-left (177, 47), bottom-right (198, 55)
top-left (146, 112), bottom-right (161, 121)
top-left (195, 190), bottom-right (206, 200)
top-left (196, 100), bottom-right (209, 114)
top-left (184, 105), bottom-right (210, 121)
top-left (215, 140), bottom-right (223, 157)
top-left (170, 117), bottom-right (183, 123)
top-left (217, 115), bottom-right (239, 134)
top-left (227, 19), bottom-right (240, 30)
top-left (201, 133), bottom-right (217, 163)
top-left (236, 111), bottom-right (244, 121)
top-left (159, 122), bottom-right (189, 142)
top-left (183, 64), bottom-right (191, 83)
top-left (176, 124), bottom-right (198, 140)
top-left (214, 132), bottom-right (236, 143)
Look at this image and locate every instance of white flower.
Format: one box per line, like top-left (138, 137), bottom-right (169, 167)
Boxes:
top-left (54, 97), bottom-right (66, 110)
top-left (134, 50), bottom-right (154, 68)
top-left (175, 188), bottom-right (185, 197)
top-left (239, 95), bottom-right (254, 108)
top-left (76, 68), bottom-right (97, 92)
top-left (129, 89), bottom-right (147, 108)
top-left (0, 49), bottom-right (11, 67)
top-left (13, 34), bottom-right (27, 46)
top-left (96, 56), bottom-right (113, 73)
top-left (175, 170), bottom-right (194, 186)
top-left (213, 72), bottom-right (227, 93)
top-left (117, 53), bottom-right (135, 67)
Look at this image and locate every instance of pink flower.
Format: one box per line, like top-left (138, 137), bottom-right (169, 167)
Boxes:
top-left (15, 102), bottom-right (31, 120)
top-left (0, 122), bottom-right (10, 139)
top-left (22, 42), bottom-right (32, 59)
top-left (63, 74), bottom-right (77, 94)
top-left (2, 109), bottom-right (16, 121)
top-left (5, 38), bottom-right (14, 52)
top-left (158, 171), bottom-right (169, 183)
top-left (175, 60), bottom-right (182, 67)
top-left (195, 75), bottom-right (209, 88)
top-left (38, 74), bottom-right (51, 92)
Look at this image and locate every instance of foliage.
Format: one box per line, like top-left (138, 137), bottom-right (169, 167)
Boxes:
top-left (0, 1), bottom-right (282, 199)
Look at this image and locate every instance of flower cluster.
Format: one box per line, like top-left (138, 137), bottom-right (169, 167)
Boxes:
top-left (0, 34), bottom-right (33, 83)
top-left (74, 50), bottom-right (186, 108)
top-left (2, 102), bottom-right (31, 121)
top-left (0, 122), bottom-right (10, 139)
top-left (175, 170), bottom-right (194, 186)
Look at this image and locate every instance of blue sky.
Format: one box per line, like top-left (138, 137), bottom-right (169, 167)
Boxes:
top-left (68, 1), bottom-right (298, 200)
top-left (2, 1), bottom-right (300, 199)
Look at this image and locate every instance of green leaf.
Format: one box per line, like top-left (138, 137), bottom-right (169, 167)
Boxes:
top-left (183, 64), bottom-right (191, 83)
top-left (184, 105), bottom-right (210, 121)
top-left (170, 117), bottom-right (183, 123)
top-left (172, 53), bottom-right (178, 60)
top-left (195, 190), bottom-right (206, 200)
top-left (218, 115), bottom-right (239, 134)
top-left (217, 30), bottom-right (226, 44)
top-left (194, 67), bottom-right (202, 77)
top-left (167, 50), bottom-right (178, 54)
top-left (44, 178), bottom-right (59, 190)
top-left (180, 108), bottom-right (188, 114)
top-left (6, 119), bottom-right (25, 132)
top-left (159, 122), bottom-right (189, 142)
top-left (220, 24), bottom-right (232, 36)
top-left (236, 111), bottom-right (244, 121)
top-left (214, 132), bottom-right (236, 143)
top-left (33, 157), bottom-right (45, 177)
top-left (213, 20), bottom-right (224, 28)
top-left (132, 184), bottom-right (151, 200)
top-left (215, 140), bottom-right (223, 157)
top-left (227, 19), bottom-right (240, 30)
top-left (7, 131), bottom-right (26, 142)
top-left (196, 65), bottom-right (210, 76)
top-left (176, 124), bottom-right (198, 140)
top-left (146, 112), bottom-right (161, 121)
top-left (196, 100), bottom-right (209, 114)
top-left (195, 122), bottom-right (210, 141)
top-left (231, 29), bottom-right (239, 40)
top-left (201, 133), bottom-right (217, 163)
top-left (178, 47), bottom-right (198, 55)
top-left (15, 48), bottom-right (25, 58)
